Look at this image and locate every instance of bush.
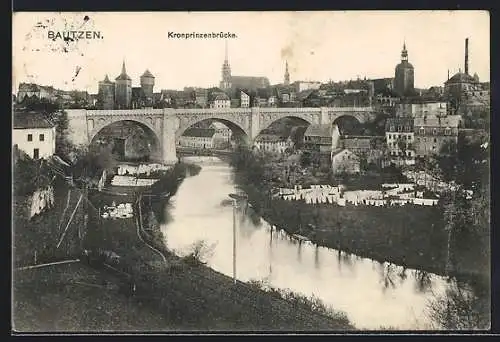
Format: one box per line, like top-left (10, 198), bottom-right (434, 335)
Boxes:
top-left (181, 240), bottom-right (217, 266)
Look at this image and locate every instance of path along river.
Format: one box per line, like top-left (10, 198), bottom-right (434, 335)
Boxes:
top-left (160, 156), bottom-right (471, 330)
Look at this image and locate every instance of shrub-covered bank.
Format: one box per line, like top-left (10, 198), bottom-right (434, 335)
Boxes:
top-left (230, 147), bottom-right (489, 283)
top-left (82, 163), bottom-right (355, 330)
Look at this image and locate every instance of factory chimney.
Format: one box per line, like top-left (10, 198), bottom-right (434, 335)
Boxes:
top-left (464, 38), bottom-right (469, 75)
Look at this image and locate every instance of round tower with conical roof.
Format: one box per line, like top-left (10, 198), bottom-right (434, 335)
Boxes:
top-left (115, 60), bottom-right (132, 109)
top-left (140, 69), bottom-right (155, 106)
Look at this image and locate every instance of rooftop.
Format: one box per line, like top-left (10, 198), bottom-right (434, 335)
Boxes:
top-left (13, 111), bottom-right (56, 129)
top-left (332, 149), bottom-right (359, 159)
top-left (445, 72), bottom-right (476, 85)
top-left (414, 115), bottom-right (462, 128)
top-left (141, 69), bottom-right (155, 78)
top-left (255, 134), bottom-right (287, 142)
top-left (304, 124), bottom-right (333, 138)
top-left (214, 94), bottom-right (230, 101)
top-left (182, 127), bottom-right (216, 138)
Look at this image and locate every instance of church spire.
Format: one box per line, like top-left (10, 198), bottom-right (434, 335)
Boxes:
top-left (401, 41), bottom-right (408, 62)
top-left (116, 59), bottom-right (131, 81)
top-left (284, 60), bottom-right (290, 85)
top-left (220, 41), bottom-right (231, 89)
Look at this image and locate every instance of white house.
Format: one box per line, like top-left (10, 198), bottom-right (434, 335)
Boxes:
top-left (254, 134), bottom-right (288, 154)
top-left (268, 96), bottom-right (277, 107)
top-left (240, 91), bottom-right (250, 108)
top-left (178, 128), bottom-right (216, 149)
top-left (13, 111), bottom-right (56, 159)
top-left (210, 93), bottom-right (231, 109)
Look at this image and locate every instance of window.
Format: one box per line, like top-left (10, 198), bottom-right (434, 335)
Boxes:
top-left (445, 127), bottom-right (451, 135)
top-left (27, 134), bottom-right (33, 141)
top-left (433, 128), bottom-right (437, 135)
top-left (39, 134), bottom-right (45, 141)
top-left (419, 127), bottom-right (425, 135)
top-left (33, 148), bottom-right (39, 159)
top-left (433, 138), bottom-right (437, 143)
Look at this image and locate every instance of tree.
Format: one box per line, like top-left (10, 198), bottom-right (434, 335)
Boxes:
top-left (300, 151), bottom-right (311, 167)
top-left (434, 134), bottom-right (489, 188)
top-left (49, 110), bottom-right (73, 159)
top-left (13, 153), bottom-right (53, 196)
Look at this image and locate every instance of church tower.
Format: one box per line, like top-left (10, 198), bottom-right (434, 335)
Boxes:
top-left (220, 40), bottom-right (232, 90)
top-left (394, 42), bottom-right (415, 98)
top-left (284, 61), bottom-right (290, 86)
top-left (115, 60), bottom-right (132, 109)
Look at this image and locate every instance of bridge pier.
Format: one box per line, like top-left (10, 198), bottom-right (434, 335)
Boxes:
top-left (162, 114), bottom-right (178, 165)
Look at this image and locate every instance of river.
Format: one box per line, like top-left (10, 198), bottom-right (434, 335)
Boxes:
top-left (160, 156), bottom-right (472, 330)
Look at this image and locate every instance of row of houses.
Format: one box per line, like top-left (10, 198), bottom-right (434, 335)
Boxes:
top-left (277, 184), bottom-right (440, 207)
top-left (16, 83), bottom-right (97, 108)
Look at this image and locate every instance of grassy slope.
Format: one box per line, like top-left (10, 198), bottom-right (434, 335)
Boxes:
top-left (13, 164), bottom-right (354, 332)
top-left (13, 179), bottom-right (83, 267)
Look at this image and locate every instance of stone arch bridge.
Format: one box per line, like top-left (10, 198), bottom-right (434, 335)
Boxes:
top-left (65, 107), bottom-right (376, 164)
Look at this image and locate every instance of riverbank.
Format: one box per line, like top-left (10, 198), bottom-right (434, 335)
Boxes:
top-left (14, 161), bottom-right (353, 331)
top-left (135, 173), bottom-right (355, 330)
top-left (231, 150), bottom-right (489, 285)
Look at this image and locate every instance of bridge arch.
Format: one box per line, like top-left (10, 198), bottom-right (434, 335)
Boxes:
top-left (257, 114), bottom-right (314, 139)
top-left (89, 119), bottom-right (162, 161)
top-left (331, 114), bottom-right (362, 126)
top-left (175, 115), bottom-right (250, 142)
top-left (88, 117), bottom-right (161, 144)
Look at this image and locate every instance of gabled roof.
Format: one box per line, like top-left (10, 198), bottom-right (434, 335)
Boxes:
top-left (304, 124), bottom-right (333, 137)
top-left (13, 111), bottom-right (55, 129)
top-left (332, 149), bottom-right (360, 160)
top-left (182, 128), bottom-right (216, 138)
top-left (214, 93), bottom-right (230, 101)
top-left (296, 89), bottom-right (316, 101)
top-left (255, 134), bottom-right (287, 142)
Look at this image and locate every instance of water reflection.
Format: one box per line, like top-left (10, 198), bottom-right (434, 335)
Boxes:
top-left (160, 157), bottom-right (479, 330)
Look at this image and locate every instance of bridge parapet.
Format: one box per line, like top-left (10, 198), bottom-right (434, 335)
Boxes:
top-left (173, 108), bottom-right (252, 115)
top-left (258, 107), bottom-right (322, 114)
top-left (86, 109), bottom-right (164, 116)
top-left (326, 106), bottom-right (375, 112)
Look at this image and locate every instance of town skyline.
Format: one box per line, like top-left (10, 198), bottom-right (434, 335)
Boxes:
top-left (13, 11), bottom-right (490, 94)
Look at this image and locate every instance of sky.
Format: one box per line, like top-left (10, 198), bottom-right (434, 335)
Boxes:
top-left (12, 11), bottom-right (490, 94)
